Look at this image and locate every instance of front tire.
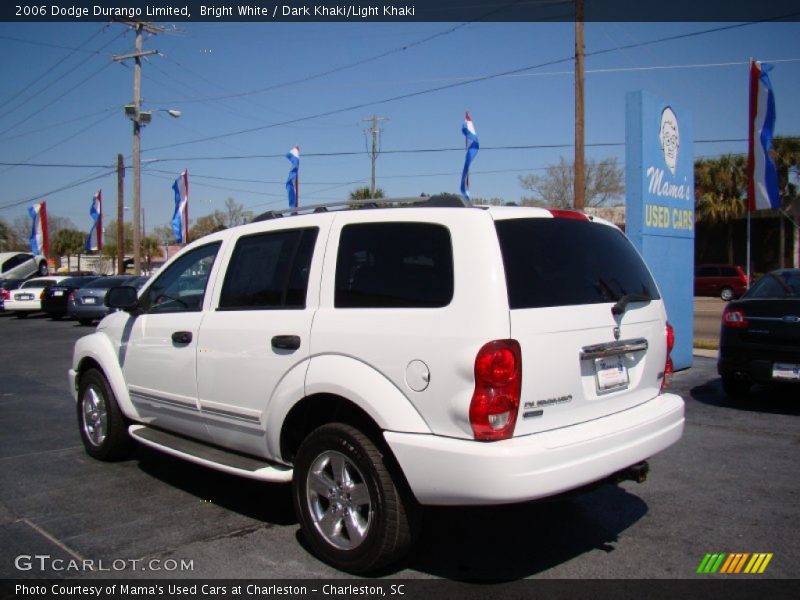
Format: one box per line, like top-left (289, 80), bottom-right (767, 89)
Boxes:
top-left (77, 368), bottom-right (132, 461)
top-left (292, 423), bottom-right (416, 574)
top-left (720, 287), bottom-right (734, 301)
top-left (38, 261), bottom-right (48, 276)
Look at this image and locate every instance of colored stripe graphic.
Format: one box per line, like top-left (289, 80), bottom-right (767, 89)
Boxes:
top-left (698, 553), bottom-right (773, 574)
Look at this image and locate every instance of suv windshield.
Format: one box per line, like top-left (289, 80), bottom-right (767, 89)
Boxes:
top-left (495, 218), bottom-right (660, 309)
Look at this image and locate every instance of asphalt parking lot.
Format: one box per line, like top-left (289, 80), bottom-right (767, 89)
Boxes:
top-left (1, 312), bottom-right (799, 582)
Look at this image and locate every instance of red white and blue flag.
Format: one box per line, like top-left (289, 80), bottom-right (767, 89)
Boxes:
top-left (85, 190), bottom-right (102, 252)
top-left (171, 170), bottom-right (189, 244)
top-left (460, 112), bottom-right (479, 202)
top-left (286, 146), bottom-right (300, 208)
top-left (747, 60), bottom-right (779, 211)
top-left (28, 201), bottom-right (48, 256)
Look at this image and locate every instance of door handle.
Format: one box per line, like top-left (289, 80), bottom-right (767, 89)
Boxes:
top-left (172, 331), bottom-right (193, 345)
top-left (271, 335), bottom-right (301, 351)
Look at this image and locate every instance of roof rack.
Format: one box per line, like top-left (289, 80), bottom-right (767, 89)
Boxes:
top-left (251, 195), bottom-right (470, 222)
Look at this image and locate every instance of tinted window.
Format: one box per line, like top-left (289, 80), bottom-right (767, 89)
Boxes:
top-left (719, 267), bottom-right (739, 277)
top-left (219, 228), bottom-right (318, 310)
top-left (696, 266), bottom-right (715, 277)
top-left (745, 271), bottom-right (800, 299)
top-left (21, 279), bottom-right (57, 289)
top-left (142, 243), bottom-right (221, 313)
top-left (335, 222), bottom-right (454, 308)
top-left (495, 218), bottom-right (661, 310)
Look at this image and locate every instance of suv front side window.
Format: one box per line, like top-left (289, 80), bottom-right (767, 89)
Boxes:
top-left (218, 228), bottom-right (318, 310)
top-left (141, 243), bottom-right (221, 314)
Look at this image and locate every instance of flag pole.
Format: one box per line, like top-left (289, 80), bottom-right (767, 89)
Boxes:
top-left (746, 211), bottom-right (751, 289)
top-left (746, 57), bottom-right (753, 289)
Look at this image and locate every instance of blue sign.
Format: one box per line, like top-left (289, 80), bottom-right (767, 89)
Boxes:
top-left (626, 91), bottom-right (695, 370)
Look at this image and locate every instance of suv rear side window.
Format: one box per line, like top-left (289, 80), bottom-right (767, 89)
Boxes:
top-left (335, 222), bottom-right (453, 308)
top-left (219, 228), bottom-right (318, 310)
top-left (495, 218), bottom-right (660, 309)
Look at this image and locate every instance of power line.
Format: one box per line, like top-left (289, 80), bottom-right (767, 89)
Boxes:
top-left (0, 169), bottom-right (116, 212)
top-left (143, 20), bottom-right (782, 154)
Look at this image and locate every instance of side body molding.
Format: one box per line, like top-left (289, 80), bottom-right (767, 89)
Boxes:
top-left (265, 354), bottom-right (432, 461)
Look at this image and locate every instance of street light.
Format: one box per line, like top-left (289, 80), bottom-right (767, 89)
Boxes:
top-left (124, 104), bottom-right (180, 275)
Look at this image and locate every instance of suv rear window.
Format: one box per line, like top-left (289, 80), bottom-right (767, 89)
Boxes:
top-left (495, 218), bottom-right (660, 309)
top-left (335, 222), bottom-right (453, 308)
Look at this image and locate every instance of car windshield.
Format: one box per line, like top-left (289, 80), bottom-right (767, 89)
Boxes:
top-left (60, 277), bottom-right (92, 287)
top-left (745, 271), bottom-right (800, 299)
top-left (84, 277), bottom-right (130, 289)
top-left (21, 279), bottom-right (56, 288)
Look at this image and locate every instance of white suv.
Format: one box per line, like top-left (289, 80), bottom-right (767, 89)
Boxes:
top-left (69, 198), bottom-right (684, 573)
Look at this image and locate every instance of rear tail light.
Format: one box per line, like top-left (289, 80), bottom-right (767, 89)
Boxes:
top-left (661, 322), bottom-right (675, 391)
top-left (469, 339), bottom-right (522, 441)
top-left (722, 307), bottom-right (748, 328)
top-left (1, 289), bottom-right (9, 301)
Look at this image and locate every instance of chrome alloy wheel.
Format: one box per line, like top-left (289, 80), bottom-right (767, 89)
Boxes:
top-left (81, 386), bottom-right (108, 447)
top-left (306, 450), bottom-right (372, 551)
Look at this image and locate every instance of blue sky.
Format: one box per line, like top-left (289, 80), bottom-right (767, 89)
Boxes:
top-left (0, 20), bottom-right (799, 237)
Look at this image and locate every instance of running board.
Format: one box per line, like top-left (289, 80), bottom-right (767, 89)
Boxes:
top-left (129, 424), bottom-right (293, 483)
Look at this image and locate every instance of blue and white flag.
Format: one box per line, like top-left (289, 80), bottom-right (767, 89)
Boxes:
top-left (748, 61), bottom-right (779, 211)
top-left (460, 112), bottom-right (479, 202)
top-left (286, 146), bottom-right (300, 208)
top-left (28, 201), bottom-right (48, 256)
top-left (85, 190), bottom-right (102, 252)
top-left (171, 170), bottom-right (189, 243)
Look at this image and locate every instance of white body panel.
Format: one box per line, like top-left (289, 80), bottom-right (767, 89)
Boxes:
top-left (386, 392), bottom-right (684, 505)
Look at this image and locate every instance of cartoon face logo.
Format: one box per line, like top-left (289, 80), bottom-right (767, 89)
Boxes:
top-left (659, 107), bottom-right (680, 175)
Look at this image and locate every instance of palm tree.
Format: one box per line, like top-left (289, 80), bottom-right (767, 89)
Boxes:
top-left (349, 186), bottom-right (384, 200)
top-left (52, 229), bottom-right (87, 272)
top-left (771, 136), bottom-right (800, 267)
top-left (694, 155), bottom-right (747, 264)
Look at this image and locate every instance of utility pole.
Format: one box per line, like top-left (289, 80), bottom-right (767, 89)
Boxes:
top-left (113, 22), bottom-right (162, 275)
top-left (117, 154), bottom-right (124, 274)
top-left (574, 0), bottom-right (586, 210)
top-left (363, 115), bottom-right (389, 197)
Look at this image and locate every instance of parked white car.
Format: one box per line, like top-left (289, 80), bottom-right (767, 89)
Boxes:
top-left (69, 197), bottom-right (684, 573)
top-left (0, 252), bottom-right (48, 280)
top-left (5, 276), bottom-right (67, 317)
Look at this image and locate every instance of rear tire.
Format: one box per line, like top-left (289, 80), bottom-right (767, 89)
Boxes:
top-left (77, 368), bottom-right (132, 461)
top-left (292, 423), bottom-right (416, 574)
top-left (78, 319), bottom-right (93, 326)
top-left (720, 287), bottom-right (734, 301)
top-left (721, 374), bottom-right (751, 398)
top-left (15, 312), bottom-right (27, 319)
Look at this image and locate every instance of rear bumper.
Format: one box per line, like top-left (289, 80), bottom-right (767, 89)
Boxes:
top-left (719, 344), bottom-right (800, 384)
top-left (385, 392), bottom-right (684, 505)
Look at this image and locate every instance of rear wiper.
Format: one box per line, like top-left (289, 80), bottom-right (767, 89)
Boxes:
top-left (612, 293), bottom-right (652, 316)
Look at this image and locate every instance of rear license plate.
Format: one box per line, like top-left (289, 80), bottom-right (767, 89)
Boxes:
top-left (17, 294), bottom-right (33, 301)
top-left (772, 363), bottom-right (800, 381)
top-left (54, 291), bottom-right (63, 296)
top-left (594, 356), bottom-right (629, 393)
top-left (83, 297), bottom-right (97, 304)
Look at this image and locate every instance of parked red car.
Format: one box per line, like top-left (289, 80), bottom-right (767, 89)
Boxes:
top-left (694, 264), bottom-right (748, 301)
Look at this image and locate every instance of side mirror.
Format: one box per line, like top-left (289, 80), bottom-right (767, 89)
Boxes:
top-left (106, 286), bottom-right (140, 312)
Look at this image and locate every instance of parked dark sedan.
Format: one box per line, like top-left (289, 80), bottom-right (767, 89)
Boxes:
top-left (67, 275), bottom-right (146, 325)
top-left (718, 268), bottom-right (800, 397)
top-left (0, 278), bottom-right (25, 312)
top-left (41, 276), bottom-right (100, 319)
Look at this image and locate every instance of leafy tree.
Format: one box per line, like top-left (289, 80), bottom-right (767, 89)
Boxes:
top-left (0, 219), bottom-right (23, 251)
top-left (223, 197), bottom-right (254, 227)
top-left (519, 157), bottom-right (624, 208)
top-left (349, 186), bottom-right (385, 200)
top-left (694, 154), bottom-right (747, 264)
top-left (51, 228), bottom-right (87, 272)
top-left (189, 213), bottom-right (226, 240)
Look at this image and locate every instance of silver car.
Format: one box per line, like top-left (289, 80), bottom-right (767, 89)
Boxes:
top-left (68, 276), bottom-right (145, 325)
